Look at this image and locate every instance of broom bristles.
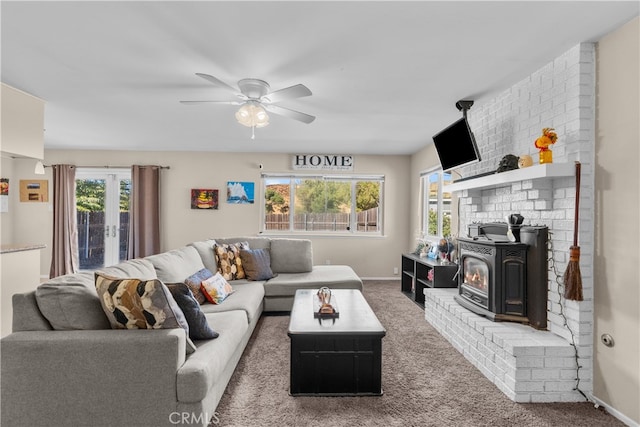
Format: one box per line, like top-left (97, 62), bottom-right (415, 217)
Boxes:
top-left (563, 246), bottom-right (583, 301)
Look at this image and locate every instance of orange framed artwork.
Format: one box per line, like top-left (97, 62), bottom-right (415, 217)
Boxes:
top-left (191, 189), bottom-right (218, 210)
top-left (19, 180), bottom-right (48, 202)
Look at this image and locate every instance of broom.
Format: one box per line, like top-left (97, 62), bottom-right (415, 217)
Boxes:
top-left (563, 161), bottom-right (583, 301)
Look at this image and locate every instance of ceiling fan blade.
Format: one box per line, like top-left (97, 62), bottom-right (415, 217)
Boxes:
top-left (195, 73), bottom-right (238, 94)
top-left (264, 104), bottom-right (315, 124)
top-left (180, 100), bottom-right (242, 105)
top-left (263, 84), bottom-right (312, 104)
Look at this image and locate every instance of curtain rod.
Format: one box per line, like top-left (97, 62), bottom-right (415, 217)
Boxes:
top-left (44, 164), bottom-right (170, 169)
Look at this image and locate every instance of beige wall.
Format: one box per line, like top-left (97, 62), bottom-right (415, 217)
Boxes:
top-left (594, 16), bottom-right (640, 424)
top-left (39, 150), bottom-right (411, 279)
top-left (0, 83), bottom-right (45, 159)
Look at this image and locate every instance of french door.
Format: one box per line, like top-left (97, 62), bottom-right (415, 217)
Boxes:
top-left (76, 168), bottom-right (131, 269)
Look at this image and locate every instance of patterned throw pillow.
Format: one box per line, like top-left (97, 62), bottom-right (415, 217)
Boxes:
top-left (200, 272), bottom-right (235, 304)
top-left (239, 248), bottom-right (275, 281)
top-left (94, 273), bottom-right (196, 354)
top-left (213, 243), bottom-right (247, 281)
top-left (184, 268), bottom-right (214, 304)
top-left (166, 283), bottom-right (219, 340)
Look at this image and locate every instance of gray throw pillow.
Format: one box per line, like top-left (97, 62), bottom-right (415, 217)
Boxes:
top-left (166, 283), bottom-right (219, 340)
top-left (239, 248), bottom-right (275, 281)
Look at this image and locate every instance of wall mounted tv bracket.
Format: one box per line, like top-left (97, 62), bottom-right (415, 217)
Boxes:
top-left (455, 100), bottom-right (474, 118)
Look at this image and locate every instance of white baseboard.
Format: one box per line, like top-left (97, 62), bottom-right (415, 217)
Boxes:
top-left (360, 276), bottom-right (399, 281)
top-left (590, 394), bottom-right (639, 427)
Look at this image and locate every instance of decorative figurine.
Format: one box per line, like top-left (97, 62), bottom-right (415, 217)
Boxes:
top-left (518, 154), bottom-right (533, 168)
top-left (535, 127), bottom-right (558, 164)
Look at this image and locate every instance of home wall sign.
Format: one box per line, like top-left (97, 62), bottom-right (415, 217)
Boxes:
top-left (292, 154), bottom-right (354, 171)
top-left (19, 179), bottom-right (48, 202)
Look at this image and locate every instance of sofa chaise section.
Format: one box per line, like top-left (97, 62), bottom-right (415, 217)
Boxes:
top-left (263, 265), bottom-right (363, 311)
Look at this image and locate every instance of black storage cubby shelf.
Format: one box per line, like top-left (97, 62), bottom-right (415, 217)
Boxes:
top-left (401, 253), bottom-right (458, 307)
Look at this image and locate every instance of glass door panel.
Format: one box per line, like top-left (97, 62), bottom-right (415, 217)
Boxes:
top-left (76, 178), bottom-right (106, 270)
top-left (76, 169), bottom-right (130, 269)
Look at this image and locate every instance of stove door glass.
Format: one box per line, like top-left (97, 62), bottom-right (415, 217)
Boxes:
top-left (463, 257), bottom-right (489, 294)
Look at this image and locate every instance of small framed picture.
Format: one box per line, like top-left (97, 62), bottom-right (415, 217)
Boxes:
top-left (191, 189), bottom-right (218, 210)
top-left (226, 181), bottom-right (254, 204)
top-left (20, 179), bottom-right (48, 202)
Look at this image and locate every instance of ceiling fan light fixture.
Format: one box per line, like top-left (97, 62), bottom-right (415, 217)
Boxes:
top-left (235, 101), bottom-right (269, 128)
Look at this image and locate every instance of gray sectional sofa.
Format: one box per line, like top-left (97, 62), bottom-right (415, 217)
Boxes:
top-left (0, 237), bottom-right (362, 427)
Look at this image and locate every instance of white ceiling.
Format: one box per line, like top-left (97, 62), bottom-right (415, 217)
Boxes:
top-left (1, 1), bottom-right (638, 155)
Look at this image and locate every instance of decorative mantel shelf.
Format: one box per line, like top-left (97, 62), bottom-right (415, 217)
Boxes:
top-left (444, 163), bottom-right (574, 193)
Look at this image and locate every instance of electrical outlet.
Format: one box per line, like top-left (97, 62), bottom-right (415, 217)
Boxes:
top-left (393, 267), bottom-right (399, 275)
top-left (325, 259), bottom-right (331, 265)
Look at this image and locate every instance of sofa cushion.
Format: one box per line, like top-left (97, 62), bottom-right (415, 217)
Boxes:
top-left (145, 246), bottom-right (205, 283)
top-left (263, 265), bottom-right (363, 297)
top-left (200, 273), bottom-right (234, 304)
top-left (35, 271), bottom-right (111, 330)
top-left (94, 273), bottom-right (196, 354)
top-left (187, 239), bottom-right (218, 274)
top-left (183, 268), bottom-right (214, 305)
top-left (215, 237), bottom-right (271, 250)
top-left (166, 283), bottom-right (219, 340)
top-left (199, 281), bottom-right (265, 324)
top-left (98, 258), bottom-right (158, 280)
top-left (239, 248), bottom-right (275, 281)
top-left (213, 243), bottom-right (246, 280)
top-left (269, 238), bottom-right (313, 273)
top-left (177, 310), bottom-right (249, 403)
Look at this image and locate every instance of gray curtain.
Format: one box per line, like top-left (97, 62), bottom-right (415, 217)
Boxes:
top-left (49, 164), bottom-right (79, 278)
top-left (127, 165), bottom-right (161, 259)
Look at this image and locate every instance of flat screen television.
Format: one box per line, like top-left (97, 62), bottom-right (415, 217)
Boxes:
top-left (432, 117), bottom-right (481, 171)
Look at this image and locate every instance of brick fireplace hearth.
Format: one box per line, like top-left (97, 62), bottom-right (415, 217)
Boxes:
top-left (423, 43), bottom-right (595, 403)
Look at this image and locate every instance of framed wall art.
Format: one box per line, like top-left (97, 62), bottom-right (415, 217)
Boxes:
top-left (226, 181), bottom-right (254, 204)
top-left (19, 179), bottom-right (48, 202)
top-left (1, 178), bottom-right (9, 212)
top-left (191, 189), bottom-right (218, 210)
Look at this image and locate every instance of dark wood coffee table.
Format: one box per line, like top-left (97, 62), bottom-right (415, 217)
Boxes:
top-left (288, 288), bottom-right (386, 396)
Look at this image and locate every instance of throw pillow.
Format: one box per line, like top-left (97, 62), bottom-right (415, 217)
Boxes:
top-left (239, 248), bottom-right (275, 281)
top-left (200, 272), bottom-right (235, 304)
top-left (213, 243), bottom-right (247, 281)
top-left (94, 273), bottom-right (196, 354)
top-left (166, 283), bottom-right (219, 340)
top-left (184, 268), bottom-right (214, 304)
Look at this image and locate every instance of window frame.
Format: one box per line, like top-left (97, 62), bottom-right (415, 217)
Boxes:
top-left (260, 173), bottom-right (385, 236)
top-left (419, 167), bottom-right (452, 240)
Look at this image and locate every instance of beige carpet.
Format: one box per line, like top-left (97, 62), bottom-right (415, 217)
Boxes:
top-left (213, 280), bottom-right (622, 427)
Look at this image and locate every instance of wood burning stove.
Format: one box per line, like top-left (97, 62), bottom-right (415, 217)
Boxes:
top-left (454, 223), bottom-right (549, 329)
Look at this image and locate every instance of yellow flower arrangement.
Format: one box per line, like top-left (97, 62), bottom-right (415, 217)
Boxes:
top-left (534, 127), bottom-right (558, 150)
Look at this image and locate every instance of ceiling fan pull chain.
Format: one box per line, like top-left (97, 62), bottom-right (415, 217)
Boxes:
top-left (251, 125), bottom-right (256, 140)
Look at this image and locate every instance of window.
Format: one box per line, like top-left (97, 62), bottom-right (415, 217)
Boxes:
top-left (420, 169), bottom-right (452, 239)
top-left (76, 168), bottom-right (131, 269)
top-left (262, 174), bottom-right (384, 235)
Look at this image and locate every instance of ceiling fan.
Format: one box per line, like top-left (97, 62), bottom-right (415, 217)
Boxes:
top-left (181, 73), bottom-right (315, 139)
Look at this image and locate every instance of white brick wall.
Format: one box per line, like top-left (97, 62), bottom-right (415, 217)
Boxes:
top-left (426, 43), bottom-right (595, 402)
